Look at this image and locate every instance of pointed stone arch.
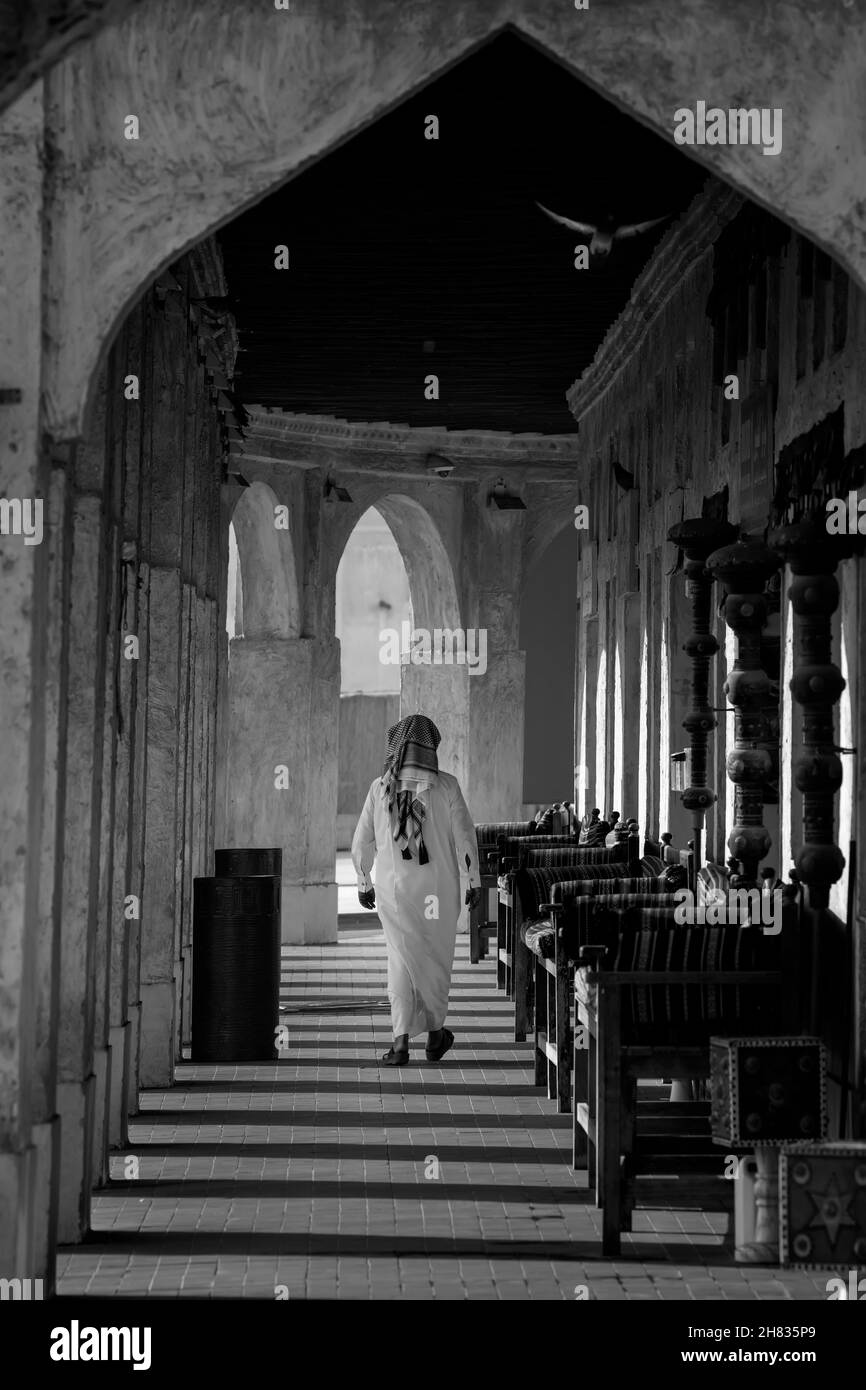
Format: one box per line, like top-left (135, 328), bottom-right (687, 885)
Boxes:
top-left (39, 1), bottom-right (866, 441)
top-left (335, 491), bottom-right (469, 791)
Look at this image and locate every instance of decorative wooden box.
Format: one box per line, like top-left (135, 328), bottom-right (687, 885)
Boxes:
top-left (709, 1036), bottom-right (827, 1146)
top-left (780, 1142), bottom-right (866, 1268)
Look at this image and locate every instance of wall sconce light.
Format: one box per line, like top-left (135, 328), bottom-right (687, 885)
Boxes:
top-left (324, 477), bottom-right (353, 503)
top-left (670, 750), bottom-right (689, 793)
top-left (488, 477), bottom-right (526, 510)
top-left (426, 452), bottom-right (456, 478)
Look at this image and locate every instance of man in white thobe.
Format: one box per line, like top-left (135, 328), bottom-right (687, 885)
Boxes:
top-left (351, 714), bottom-right (480, 1065)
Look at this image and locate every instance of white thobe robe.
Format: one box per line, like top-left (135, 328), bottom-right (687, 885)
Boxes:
top-left (351, 770), bottom-right (480, 1038)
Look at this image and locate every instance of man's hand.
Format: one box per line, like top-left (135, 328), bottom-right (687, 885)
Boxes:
top-left (465, 886), bottom-right (481, 910)
top-left (358, 888), bottom-right (376, 910)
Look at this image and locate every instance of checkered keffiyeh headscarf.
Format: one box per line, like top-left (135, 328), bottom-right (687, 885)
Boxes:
top-left (382, 714), bottom-right (441, 864)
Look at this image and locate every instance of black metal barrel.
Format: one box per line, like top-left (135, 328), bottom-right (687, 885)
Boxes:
top-left (214, 846), bottom-right (283, 912)
top-left (192, 874), bottom-right (281, 1063)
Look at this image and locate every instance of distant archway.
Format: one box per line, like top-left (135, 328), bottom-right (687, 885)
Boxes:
top-left (333, 492), bottom-right (469, 792)
top-left (334, 506), bottom-right (412, 850)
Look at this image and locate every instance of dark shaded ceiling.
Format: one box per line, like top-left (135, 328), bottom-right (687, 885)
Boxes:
top-left (218, 30), bottom-right (708, 434)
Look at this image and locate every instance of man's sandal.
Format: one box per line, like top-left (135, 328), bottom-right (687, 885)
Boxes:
top-left (425, 1028), bottom-right (454, 1062)
top-left (382, 1046), bottom-right (409, 1066)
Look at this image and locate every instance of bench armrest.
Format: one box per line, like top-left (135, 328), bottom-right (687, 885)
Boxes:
top-left (577, 943), bottom-right (608, 969)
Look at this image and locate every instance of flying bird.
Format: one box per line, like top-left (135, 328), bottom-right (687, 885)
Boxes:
top-left (535, 204), bottom-right (670, 257)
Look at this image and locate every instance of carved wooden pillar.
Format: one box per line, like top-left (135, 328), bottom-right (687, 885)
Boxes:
top-left (667, 518), bottom-right (737, 884)
top-left (706, 541), bottom-right (781, 888)
top-left (768, 518), bottom-right (847, 910)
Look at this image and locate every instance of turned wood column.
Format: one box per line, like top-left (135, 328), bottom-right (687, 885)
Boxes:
top-left (667, 518), bottom-right (737, 885)
top-left (706, 541), bottom-right (781, 888)
top-left (768, 519), bottom-right (847, 911)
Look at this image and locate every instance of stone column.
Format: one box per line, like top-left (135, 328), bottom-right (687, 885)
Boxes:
top-left (615, 590), bottom-right (641, 820)
top-left (138, 295), bottom-right (187, 1087)
top-left (401, 661), bottom-right (471, 790)
top-left (121, 300), bottom-right (155, 1134)
top-left (706, 540), bottom-right (781, 887)
top-left (108, 308), bottom-right (145, 1153)
top-left (90, 350), bottom-right (124, 1192)
top-left (31, 446), bottom-right (73, 1287)
top-left (180, 375), bottom-right (213, 1049)
top-left (467, 499), bottom-right (526, 820)
top-left (55, 371), bottom-right (110, 1244)
top-left (224, 636), bottom-right (341, 943)
top-left (0, 83), bottom-right (53, 1283)
top-left (203, 425), bottom-right (223, 876)
top-left (173, 314), bottom-right (200, 1056)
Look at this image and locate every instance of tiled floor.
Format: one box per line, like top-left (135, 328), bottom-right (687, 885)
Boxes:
top-left (57, 926), bottom-right (830, 1299)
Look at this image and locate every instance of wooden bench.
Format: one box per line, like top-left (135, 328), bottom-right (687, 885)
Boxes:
top-left (490, 835), bottom-right (584, 995)
top-left (572, 896), bottom-right (799, 1254)
top-left (495, 844), bottom-right (639, 1009)
top-left (528, 875), bottom-right (687, 1112)
top-left (506, 852), bottom-right (666, 1038)
top-left (469, 820), bottom-right (536, 965)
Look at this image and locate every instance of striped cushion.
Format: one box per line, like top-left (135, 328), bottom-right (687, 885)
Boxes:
top-left (582, 892), bottom-right (682, 910)
top-left (519, 844), bottom-right (628, 868)
top-left (475, 820), bottom-right (536, 852)
top-left (521, 917), bottom-right (557, 959)
top-left (549, 864), bottom-right (656, 899)
top-left (515, 855), bottom-right (672, 918)
top-left (698, 862), bottom-right (731, 903)
top-left (575, 907), bottom-right (782, 1044)
top-left (515, 865), bottom-right (632, 916)
top-left (563, 867), bottom-right (685, 898)
top-left (579, 824), bottom-right (609, 846)
top-left (504, 834), bottom-right (577, 849)
top-left (639, 855), bottom-right (665, 875)
top-left (520, 900), bottom-right (610, 960)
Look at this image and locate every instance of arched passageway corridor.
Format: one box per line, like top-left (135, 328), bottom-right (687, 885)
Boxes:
top-left (2, 2), bottom-right (866, 1328)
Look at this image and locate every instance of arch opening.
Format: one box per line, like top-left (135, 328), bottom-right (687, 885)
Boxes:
top-left (335, 506), bottom-right (412, 861)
